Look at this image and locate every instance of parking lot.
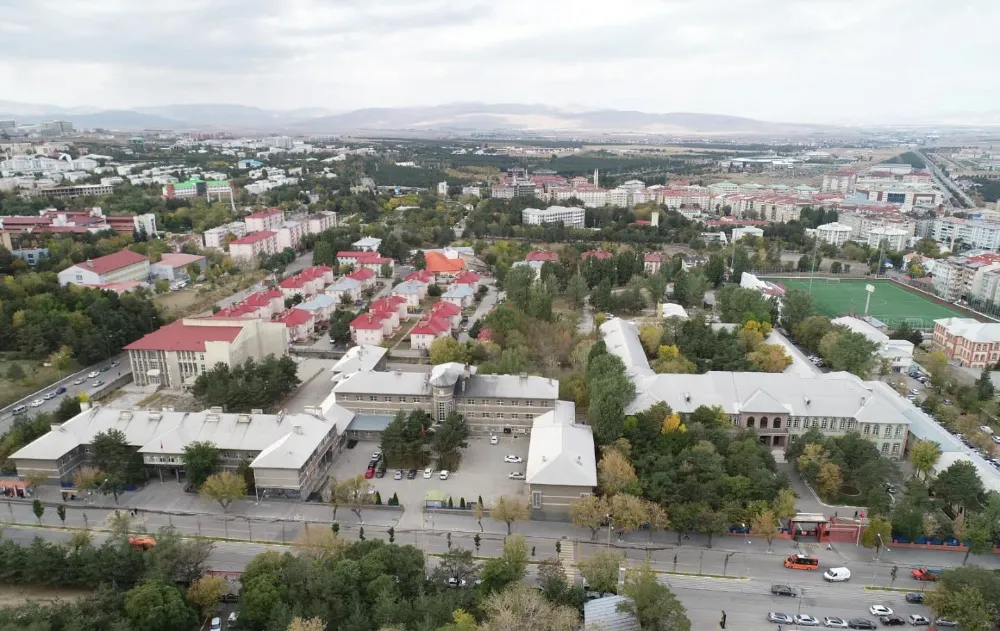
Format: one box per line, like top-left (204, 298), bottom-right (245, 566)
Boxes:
top-left (331, 435), bottom-right (531, 508)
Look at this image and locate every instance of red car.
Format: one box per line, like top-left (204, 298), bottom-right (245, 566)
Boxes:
top-left (364, 466), bottom-right (375, 479)
top-left (911, 568), bottom-right (939, 581)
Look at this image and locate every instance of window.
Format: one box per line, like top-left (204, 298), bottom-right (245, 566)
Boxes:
top-left (891, 444), bottom-right (900, 455)
top-left (883, 425), bottom-right (892, 438)
top-left (895, 425), bottom-right (903, 438)
top-left (839, 419), bottom-right (846, 430)
top-left (760, 416), bottom-right (768, 429)
top-left (483, 412), bottom-right (491, 418)
top-left (384, 396), bottom-right (391, 402)
top-left (773, 418), bottom-right (781, 429)
top-left (531, 491), bottom-right (542, 509)
top-left (881, 442), bottom-right (889, 454)
top-left (369, 395), bottom-right (376, 402)
top-left (793, 419), bottom-right (800, 429)
top-left (746, 416), bottom-right (755, 428)
top-left (820, 419), bottom-right (828, 429)
top-left (526, 400), bottom-right (534, 407)
top-left (496, 400), bottom-right (503, 406)
top-left (497, 413), bottom-right (504, 419)
top-left (812, 419), bottom-right (819, 428)
top-left (847, 420), bottom-right (856, 430)
top-left (468, 399), bottom-right (476, 405)
top-left (863, 424), bottom-right (870, 435)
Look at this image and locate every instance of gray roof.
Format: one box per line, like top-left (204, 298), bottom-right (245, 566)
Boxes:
top-left (526, 402), bottom-right (597, 488)
top-left (12, 405), bottom-right (352, 473)
top-left (442, 284), bottom-right (473, 298)
top-left (460, 373), bottom-right (559, 400)
top-left (430, 362), bottom-right (469, 387)
top-left (326, 278), bottom-right (359, 291)
top-left (335, 369), bottom-right (430, 396)
top-left (584, 595), bottom-right (639, 631)
top-left (330, 345), bottom-right (387, 375)
top-left (393, 281), bottom-right (423, 294)
top-left (347, 414), bottom-right (395, 432)
top-left (298, 294), bottom-right (336, 311)
top-left (600, 318), bottom-right (654, 379)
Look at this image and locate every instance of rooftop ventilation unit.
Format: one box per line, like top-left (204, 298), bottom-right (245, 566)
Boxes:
top-left (237, 414), bottom-right (250, 423)
top-left (148, 412), bottom-right (162, 422)
top-left (206, 413), bottom-right (219, 422)
top-left (119, 410), bottom-right (133, 421)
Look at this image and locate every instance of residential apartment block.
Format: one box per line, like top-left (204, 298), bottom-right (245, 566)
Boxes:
top-left (125, 317), bottom-right (288, 389)
top-left (521, 205), bottom-right (586, 228)
top-left (229, 230), bottom-right (278, 262)
top-left (602, 318), bottom-right (910, 457)
top-left (815, 222), bottom-right (854, 246)
top-left (150, 253), bottom-right (206, 282)
top-left (931, 217), bottom-right (1000, 251)
top-left (245, 208), bottom-right (285, 233)
top-left (202, 221), bottom-right (247, 248)
top-left (931, 252), bottom-right (1000, 302)
top-left (932, 318), bottom-right (1000, 368)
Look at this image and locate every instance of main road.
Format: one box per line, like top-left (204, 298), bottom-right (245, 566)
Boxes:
top-left (1, 524), bottom-right (941, 630)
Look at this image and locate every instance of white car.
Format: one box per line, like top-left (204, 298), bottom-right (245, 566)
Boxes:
top-left (29, 399), bottom-right (44, 407)
top-left (372, 451), bottom-right (382, 461)
top-left (91, 380), bottom-right (104, 388)
top-left (504, 455), bottom-right (523, 463)
top-left (490, 435), bottom-right (499, 445)
top-left (822, 617), bottom-right (847, 629)
top-left (73, 377), bottom-right (86, 385)
top-left (210, 618), bottom-right (222, 631)
top-left (423, 468), bottom-right (433, 479)
top-left (868, 605), bottom-right (893, 617)
top-left (509, 472), bottom-right (525, 480)
top-left (439, 470), bottom-right (450, 480)
top-left (980, 425), bottom-right (994, 435)
top-left (228, 612), bottom-right (239, 623)
top-left (907, 614), bottom-right (930, 626)
top-left (43, 392), bottom-right (56, 400)
top-left (822, 567), bottom-right (851, 582)
top-left (794, 614), bottom-right (819, 626)
top-left (87, 371), bottom-right (100, 378)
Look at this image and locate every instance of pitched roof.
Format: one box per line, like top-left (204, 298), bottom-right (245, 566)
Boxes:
top-left (156, 253), bottom-right (205, 268)
top-left (430, 300), bottom-right (461, 316)
top-left (297, 294), bottom-right (336, 311)
top-left (460, 373), bottom-right (560, 400)
top-left (644, 252), bottom-right (665, 262)
top-left (525, 249), bottom-right (560, 262)
top-left (334, 369), bottom-right (429, 396)
top-left (326, 277), bottom-right (360, 291)
top-left (442, 284), bottom-right (473, 298)
top-left (935, 318), bottom-right (1000, 343)
top-left (230, 230), bottom-right (276, 245)
top-left (392, 281), bottom-right (424, 294)
top-left (275, 308), bottom-right (313, 327)
top-left (330, 345), bottom-right (387, 375)
top-left (73, 249), bottom-right (148, 275)
top-left (584, 595), bottom-right (640, 631)
top-left (347, 268), bottom-right (375, 281)
top-left (453, 271), bottom-right (481, 284)
top-left (526, 401), bottom-right (597, 487)
top-left (124, 320), bottom-right (244, 352)
top-left (247, 208), bottom-right (283, 219)
top-left (410, 317), bottom-right (451, 336)
top-left (581, 249), bottom-right (612, 260)
top-left (405, 270), bottom-right (435, 283)
top-left (350, 312), bottom-right (388, 330)
top-left (425, 251), bottom-right (465, 273)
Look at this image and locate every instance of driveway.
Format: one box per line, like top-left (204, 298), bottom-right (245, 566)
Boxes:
top-left (458, 282), bottom-right (498, 342)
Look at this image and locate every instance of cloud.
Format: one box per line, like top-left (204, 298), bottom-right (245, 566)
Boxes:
top-left (0, 0), bottom-right (997, 124)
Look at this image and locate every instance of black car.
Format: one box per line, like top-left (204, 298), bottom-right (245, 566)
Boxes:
top-left (218, 593), bottom-right (239, 603)
top-left (879, 615), bottom-right (905, 626)
top-left (407, 469), bottom-right (418, 479)
top-left (904, 592), bottom-right (924, 603)
top-left (770, 584), bottom-right (796, 597)
top-left (847, 620), bottom-right (877, 630)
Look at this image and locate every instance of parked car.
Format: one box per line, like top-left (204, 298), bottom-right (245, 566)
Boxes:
top-left (846, 619), bottom-right (877, 630)
top-left (504, 455), bottom-right (523, 463)
top-left (906, 614), bottom-right (929, 626)
top-left (210, 618), bottom-right (222, 631)
top-left (879, 615), bottom-right (905, 626)
top-left (371, 451), bottom-right (382, 462)
top-left (439, 470), bottom-right (450, 480)
top-left (393, 470), bottom-right (403, 480)
top-left (934, 618), bottom-right (957, 627)
top-left (11, 405), bottom-right (26, 415)
top-left (767, 612), bottom-right (794, 624)
top-left (375, 465), bottom-right (386, 478)
top-left (407, 469), bottom-right (417, 479)
top-left (228, 611), bottom-right (239, 623)
top-left (218, 593), bottom-right (238, 603)
top-left (508, 472), bottom-right (525, 480)
top-left (905, 592), bottom-right (924, 603)
top-left (794, 614), bottom-right (819, 626)
top-left (770, 584), bottom-right (796, 597)
top-left (423, 468), bottom-right (433, 479)
top-left (490, 435), bottom-right (499, 445)
top-left (869, 605), bottom-right (893, 617)
top-left (364, 467), bottom-right (375, 479)
top-left (87, 371), bottom-right (100, 378)
top-left (822, 617), bottom-right (847, 629)
top-left (30, 399), bottom-right (44, 407)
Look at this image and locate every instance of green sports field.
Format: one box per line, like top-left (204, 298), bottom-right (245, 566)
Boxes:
top-left (772, 279), bottom-right (965, 328)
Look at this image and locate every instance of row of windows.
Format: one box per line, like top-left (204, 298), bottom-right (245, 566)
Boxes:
top-left (786, 417), bottom-right (904, 439)
top-left (346, 394), bottom-right (556, 408)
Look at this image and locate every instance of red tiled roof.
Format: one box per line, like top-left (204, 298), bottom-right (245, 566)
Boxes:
top-left (231, 230), bottom-right (276, 245)
top-left (245, 289), bottom-right (283, 306)
top-left (124, 320), bottom-right (243, 352)
top-left (74, 249), bottom-right (148, 275)
top-left (430, 300), bottom-right (461, 316)
top-left (350, 312), bottom-right (387, 330)
top-left (425, 251), bottom-right (465, 273)
top-left (347, 268), bottom-right (375, 281)
top-left (581, 250), bottom-right (612, 260)
top-left (371, 296), bottom-right (404, 312)
top-left (410, 316), bottom-right (451, 336)
top-left (406, 270), bottom-right (435, 283)
top-left (275, 308), bottom-right (313, 327)
top-left (644, 253), bottom-right (665, 262)
top-left (213, 302), bottom-right (261, 318)
top-left (453, 271), bottom-right (480, 284)
top-left (278, 275), bottom-right (309, 289)
top-left (525, 250), bottom-right (560, 262)
top-left (156, 253), bottom-right (205, 269)
top-left (337, 250), bottom-right (377, 260)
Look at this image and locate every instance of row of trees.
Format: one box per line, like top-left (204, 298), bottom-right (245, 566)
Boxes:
top-left (190, 355), bottom-right (301, 413)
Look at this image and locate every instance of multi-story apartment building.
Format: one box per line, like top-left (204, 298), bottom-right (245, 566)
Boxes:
top-left (932, 318), bottom-right (1000, 368)
top-left (836, 210), bottom-right (915, 244)
top-left (719, 194), bottom-right (808, 223)
top-left (931, 253), bottom-right (1000, 301)
top-left (853, 171), bottom-right (941, 210)
top-left (521, 206), bottom-right (586, 228)
top-left (245, 208), bottom-right (285, 233)
top-left (867, 226), bottom-right (909, 251)
top-left (275, 220), bottom-right (307, 250)
top-left (333, 363), bottom-right (560, 433)
top-left (644, 252), bottom-right (665, 275)
top-left (658, 187), bottom-right (713, 212)
top-left (22, 184), bottom-right (115, 199)
top-left (203, 221), bottom-right (247, 248)
top-left (57, 249), bottom-right (150, 287)
top-left (931, 217), bottom-right (1000, 251)
top-left (229, 230), bottom-right (278, 262)
top-left (821, 169), bottom-right (858, 194)
top-left (815, 222), bottom-right (854, 246)
top-left (306, 211), bottom-right (337, 234)
top-left (125, 317), bottom-right (288, 389)
top-left (10, 403), bottom-right (359, 500)
top-left (162, 178), bottom-right (233, 201)
top-left (602, 318), bottom-right (911, 457)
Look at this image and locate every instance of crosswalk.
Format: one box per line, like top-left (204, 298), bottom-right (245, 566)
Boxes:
top-left (559, 540), bottom-right (577, 584)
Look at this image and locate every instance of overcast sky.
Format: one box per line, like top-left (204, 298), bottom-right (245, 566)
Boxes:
top-left (1, 0), bottom-right (997, 124)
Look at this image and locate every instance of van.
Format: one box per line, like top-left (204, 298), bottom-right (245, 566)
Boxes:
top-left (12, 405), bottom-right (27, 415)
top-left (783, 554), bottom-right (819, 570)
top-left (823, 567), bottom-right (851, 582)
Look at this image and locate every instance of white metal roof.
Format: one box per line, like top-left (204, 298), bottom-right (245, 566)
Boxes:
top-left (526, 402), bottom-right (597, 488)
top-left (334, 369), bottom-right (429, 396)
top-left (832, 316), bottom-right (890, 345)
top-left (330, 345), bottom-right (388, 376)
top-left (934, 318), bottom-right (1000, 343)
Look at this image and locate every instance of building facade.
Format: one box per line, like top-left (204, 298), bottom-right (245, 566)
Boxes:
top-left (521, 206), bottom-right (586, 228)
top-left (229, 230), bottom-right (278, 262)
top-left (932, 318), bottom-right (1000, 368)
top-left (57, 249), bottom-right (150, 287)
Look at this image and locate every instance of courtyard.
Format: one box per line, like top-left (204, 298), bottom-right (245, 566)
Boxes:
top-left (329, 435), bottom-right (531, 510)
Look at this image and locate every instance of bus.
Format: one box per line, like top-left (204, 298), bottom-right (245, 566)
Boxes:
top-left (784, 554), bottom-right (819, 570)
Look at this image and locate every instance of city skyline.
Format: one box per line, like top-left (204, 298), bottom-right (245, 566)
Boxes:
top-left (1, 0), bottom-right (998, 126)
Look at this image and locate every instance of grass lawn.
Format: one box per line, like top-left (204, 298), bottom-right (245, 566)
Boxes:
top-left (774, 279), bottom-right (964, 328)
top-left (0, 357), bottom-right (79, 409)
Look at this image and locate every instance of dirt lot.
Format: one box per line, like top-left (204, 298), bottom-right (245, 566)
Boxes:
top-left (332, 436), bottom-right (531, 509)
top-left (0, 358), bottom-right (78, 409)
top-left (0, 585), bottom-right (93, 606)
top-left (155, 271), bottom-right (269, 319)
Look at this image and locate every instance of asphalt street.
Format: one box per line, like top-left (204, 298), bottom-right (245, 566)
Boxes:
top-left (0, 524), bottom-right (943, 631)
top-left (0, 353), bottom-right (130, 435)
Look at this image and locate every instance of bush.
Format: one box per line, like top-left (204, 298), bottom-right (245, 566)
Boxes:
top-left (459, 497), bottom-right (466, 509)
top-left (390, 492), bottom-right (399, 506)
top-left (374, 491), bottom-right (382, 505)
top-left (447, 496), bottom-right (454, 509)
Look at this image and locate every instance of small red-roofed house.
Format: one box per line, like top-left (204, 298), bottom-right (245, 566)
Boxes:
top-left (347, 267), bottom-right (376, 289)
top-left (580, 249), bottom-right (613, 261)
top-left (451, 271), bottom-right (481, 291)
top-left (350, 312), bottom-right (388, 345)
top-left (430, 300), bottom-right (462, 329)
top-left (644, 252), bottom-right (665, 275)
top-left (274, 308), bottom-right (315, 343)
top-left (409, 316), bottom-right (452, 350)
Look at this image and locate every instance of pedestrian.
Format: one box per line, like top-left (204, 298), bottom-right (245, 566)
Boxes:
top-left (854, 510), bottom-right (858, 519)
top-left (531, 546), bottom-right (535, 557)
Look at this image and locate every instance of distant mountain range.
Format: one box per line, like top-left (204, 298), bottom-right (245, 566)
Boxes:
top-left (0, 100), bottom-right (858, 136)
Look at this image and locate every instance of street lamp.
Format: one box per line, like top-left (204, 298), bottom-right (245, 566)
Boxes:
top-left (606, 514), bottom-right (614, 548)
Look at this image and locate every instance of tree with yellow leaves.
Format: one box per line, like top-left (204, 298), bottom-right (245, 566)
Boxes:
top-left (747, 343), bottom-right (792, 372)
top-left (661, 412), bottom-right (687, 434)
top-left (597, 446), bottom-right (638, 495)
top-left (638, 325), bottom-right (663, 357)
top-left (653, 345), bottom-right (697, 374)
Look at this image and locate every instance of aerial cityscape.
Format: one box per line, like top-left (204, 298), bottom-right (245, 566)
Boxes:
top-left (3, 2), bottom-right (1000, 631)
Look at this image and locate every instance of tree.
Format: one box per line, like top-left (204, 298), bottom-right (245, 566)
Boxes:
top-left (429, 336), bottom-right (468, 365)
top-left (695, 507), bottom-right (730, 548)
top-left (618, 562), bottom-right (691, 631)
top-left (187, 574), bottom-right (227, 621)
top-left (932, 460), bottom-right (985, 511)
top-left (181, 441), bottom-right (220, 488)
top-left (747, 343), bottom-right (792, 372)
top-left (22, 469), bottom-right (48, 496)
top-left (199, 471), bottom-right (246, 514)
top-left (480, 582), bottom-right (579, 631)
top-left (774, 488), bottom-right (797, 519)
top-left (56, 504), bottom-right (66, 526)
top-left (752, 509), bottom-right (780, 551)
top-left (976, 367), bottom-right (995, 401)
top-left (861, 516), bottom-right (892, 551)
top-left (565, 274), bottom-right (588, 308)
top-left (570, 495), bottom-right (609, 541)
top-left (191, 355), bottom-right (301, 412)
top-left (335, 474), bottom-right (375, 522)
top-left (480, 535), bottom-right (530, 595)
top-left (671, 270), bottom-right (691, 307)
top-left (780, 289), bottom-right (816, 332)
top-left (154, 279), bottom-right (170, 294)
top-left (579, 550), bottom-right (624, 595)
top-left (287, 618), bottom-right (326, 631)
top-left (436, 548), bottom-right (478, 585)
top-left (925, 350), bottom-right (950, 390)
top-left (817, 462), bottom-right (843, 501)
top-left (793, 315), bottom-right (832, 352)
top-left (704, 254), bottom-right (726, 287)
top-left (926, 568), bottom-right (1000, 631)
top-left (31, 498), bottom-right (44, 524)
top-left (910, 440), bottom-right (942, 480)
top-left (73, 465), bottom-right (103, 495)
top-left (54, 395), bottom-right (82, 422)
top-left (597, 446), bottom-right (639, 495)
top-left (819, 329), bottom-right (879, 378)
top-left (432, 412), bottom-right (470, 468)
top-left (962, 514), bottom-right (994, 565)
top-left (491, 495), bottom-right (531, 535)
top-left (716, 284), bottom-right (774, 324)
top-left (124, 579), bottom-right (198, 631)
top-left (91, 427), bottom-right (142, 487)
